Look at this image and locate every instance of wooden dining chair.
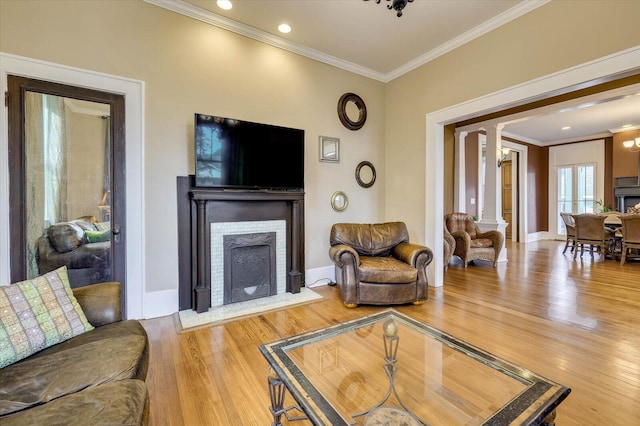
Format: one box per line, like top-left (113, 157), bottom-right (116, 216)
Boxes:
top-left (559, 212), bottom-right (576, 254)
top-left (572, 213), bottom-right (614, 261)
top-left (620, 214), bottom-right (640, 265)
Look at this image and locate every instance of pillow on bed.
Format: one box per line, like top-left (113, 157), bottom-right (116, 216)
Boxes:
top-left (0, 267), bottom-right (94, 368)
top-left (47, 222), bottom-right (85, 253)
top-left (85, 229), bottom-right (111, 243)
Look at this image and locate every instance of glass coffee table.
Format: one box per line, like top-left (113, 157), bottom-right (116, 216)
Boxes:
top-left (259, 309), bottom-right (570, 425)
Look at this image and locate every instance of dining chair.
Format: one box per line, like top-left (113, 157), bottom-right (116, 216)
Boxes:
top-left (559, 212), bottom-right (576, 254)
top-left (572, 213), bottom-right (614, 261)
top-left (619, 214), bottom-right (640, 265)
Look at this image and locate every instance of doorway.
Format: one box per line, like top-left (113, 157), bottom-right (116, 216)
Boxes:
top-left (7, 76), bottom-right (126, 296)
top-left (549, 140), bottom-right (604, 240)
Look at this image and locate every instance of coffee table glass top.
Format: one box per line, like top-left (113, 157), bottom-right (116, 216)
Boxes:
top-left (259, 309), bottom-right (570, 425)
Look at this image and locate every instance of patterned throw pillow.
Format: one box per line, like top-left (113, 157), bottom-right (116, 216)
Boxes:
top-left (0, 267), bottom-right (94, 368)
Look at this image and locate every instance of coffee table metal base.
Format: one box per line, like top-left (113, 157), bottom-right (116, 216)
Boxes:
top-left (268, 370), bottom-right (308, 426)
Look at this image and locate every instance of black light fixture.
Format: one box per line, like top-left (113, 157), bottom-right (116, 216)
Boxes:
top-left (364, 0), bottom-right (414, 17)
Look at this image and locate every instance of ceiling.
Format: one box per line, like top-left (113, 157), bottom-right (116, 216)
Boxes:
top-left (148, 0), bottom-right (640, 145)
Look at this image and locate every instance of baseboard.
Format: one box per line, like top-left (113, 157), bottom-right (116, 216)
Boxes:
top-left (143, 288), bottom-right (179, 319)
top-left (305, 265), bottom-right (335, 287)
top-left (527, 232), bottom-right (551, 242)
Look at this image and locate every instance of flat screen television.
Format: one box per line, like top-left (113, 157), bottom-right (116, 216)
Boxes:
top-left (194, 114), bottom-right (304, 190)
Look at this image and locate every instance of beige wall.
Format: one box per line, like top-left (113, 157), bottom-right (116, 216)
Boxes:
top-left (385, 0), bottom-right (640, 244)
top-left (0, 0), bottom-right (386, 293)
top-left (66, 110), bottom-right (105, 221)
top-left (3, 0), bottom-right (640, 298)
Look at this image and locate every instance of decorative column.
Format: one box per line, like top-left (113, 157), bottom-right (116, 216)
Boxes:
top-left (288, 200), bottom-right (302, 294)
top-left (194, 199), bottom-right (211, 313)
top-left (454, 129), bottom-right (468, 213)
top-left (479, 124), bottom-right (508, 262)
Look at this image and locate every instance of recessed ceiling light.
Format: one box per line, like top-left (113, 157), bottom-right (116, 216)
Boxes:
top-left (217, 0), bottom-right (232, 10)
top-left (278, 23), bottom-right (291, 34)
top-left (562, 126), bottom-right (571, 130)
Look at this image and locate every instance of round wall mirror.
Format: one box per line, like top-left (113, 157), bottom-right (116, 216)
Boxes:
top-left (337, 93), bottom-right (367, 130)
top-left (331, 191), bottom-right (349, 212)
top-left (355, 161), bottom-right (376, 188)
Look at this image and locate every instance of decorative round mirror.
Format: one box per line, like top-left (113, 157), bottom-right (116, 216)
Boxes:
top-left (331, 191), bottom-right (349, 212)
top-left (355, 161), bottom-right (376, 188)
top-left (337, 93), bottom-right (367, 130)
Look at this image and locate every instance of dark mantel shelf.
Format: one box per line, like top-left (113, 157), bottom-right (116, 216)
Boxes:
top-left (177, 177), bottom-right (305, 313)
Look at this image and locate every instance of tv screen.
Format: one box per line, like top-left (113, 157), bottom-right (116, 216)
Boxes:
top-left (194, 114), bottom-right (304, 190)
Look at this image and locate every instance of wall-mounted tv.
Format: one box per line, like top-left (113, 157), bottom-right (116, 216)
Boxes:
top-left (194, 114), bottom-right (304, 190)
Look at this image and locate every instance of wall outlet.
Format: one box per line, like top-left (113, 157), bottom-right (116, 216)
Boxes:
top-left (470, 198), bottom-right (476, 205)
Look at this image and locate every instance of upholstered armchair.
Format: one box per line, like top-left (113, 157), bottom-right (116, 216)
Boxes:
top-left (444, 213), bottom-right (504, 267)
top-left (329, 222), bottom-right (433, 308)
top-left (443, 226), bottom-right (455, 270)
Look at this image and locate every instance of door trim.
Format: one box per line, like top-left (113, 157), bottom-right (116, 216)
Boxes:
top-left (1, 52), bottom-right (145, 319)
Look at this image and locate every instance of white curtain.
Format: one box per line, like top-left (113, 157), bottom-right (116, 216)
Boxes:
top-left (43, 94), bottom-right (68, 225)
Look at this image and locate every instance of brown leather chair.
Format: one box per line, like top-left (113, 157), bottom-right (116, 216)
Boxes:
top-left (572, 213), bottom-right (614, 261)
top-left (443, 226), bottom-right (455, 270)
top-left (329, 222), bottom-right (433, 307)
top-left (444, 213), bottom-right (504, 267)
top-left (620, 214), bottom-right (640, 265)
top-left (560, 212), bottom-right (577, 254)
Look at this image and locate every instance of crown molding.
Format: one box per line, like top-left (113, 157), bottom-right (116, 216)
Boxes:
top-left (144, 0), bottom-right (549, 83)
top-left (143, 0), bottom-right (387, 81)
top-left (501, 130), bottom-right (542, 146)
top-left (385, 0), bottom-right (551, 81)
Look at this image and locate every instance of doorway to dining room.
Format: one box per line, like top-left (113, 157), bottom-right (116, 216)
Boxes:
top-left (550, 140), bottom-right (605, 241)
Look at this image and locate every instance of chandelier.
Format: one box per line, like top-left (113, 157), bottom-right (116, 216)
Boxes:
top-left (364, 0), bottom-right (414, 17)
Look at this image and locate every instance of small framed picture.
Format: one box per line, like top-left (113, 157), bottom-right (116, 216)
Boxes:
top-left (319, 136), bottom-right (340, 163)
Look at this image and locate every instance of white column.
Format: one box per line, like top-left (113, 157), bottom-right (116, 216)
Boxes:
top-left (478, 124), bottom-right (508, 262)
top-left (454, 129), bottom-right (467, 213)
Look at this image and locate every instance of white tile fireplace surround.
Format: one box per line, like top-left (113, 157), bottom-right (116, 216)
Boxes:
top-left (210, 220), bottom-right (286, 307)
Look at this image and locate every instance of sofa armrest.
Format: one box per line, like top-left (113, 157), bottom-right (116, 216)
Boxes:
top-left (329, 244), bottom-right (360, 268)
top-left (72, 282), bottom-right (122, 327)
top-left (393, 243), bottom-right (434, 268)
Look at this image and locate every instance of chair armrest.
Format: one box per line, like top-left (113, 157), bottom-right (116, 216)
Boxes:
top-left (329, 244), bottom-right (359, 267)
top-left (393, 243), bottom-right (434, 268)
top-left (451, 231), bottom-right (471, 249)
top-left (477, 230), bottom-right (504, 251)
top-left (72, 282), bottom-right (122, 327)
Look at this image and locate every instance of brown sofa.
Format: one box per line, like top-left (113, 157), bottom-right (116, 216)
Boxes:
top-left (0, 282), bottom-right (149, 425)
top-left (329, 222), bottom-right (433, 307)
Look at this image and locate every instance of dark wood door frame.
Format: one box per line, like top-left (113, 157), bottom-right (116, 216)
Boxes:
top-left (7, 76), bottom-right (126, 302)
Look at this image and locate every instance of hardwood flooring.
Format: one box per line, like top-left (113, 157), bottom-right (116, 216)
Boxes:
top-left (141, 240), bottom-right (640, 425)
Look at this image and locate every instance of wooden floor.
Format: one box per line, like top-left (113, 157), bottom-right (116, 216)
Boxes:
top-left (141, 240), bottom-right (640, 425)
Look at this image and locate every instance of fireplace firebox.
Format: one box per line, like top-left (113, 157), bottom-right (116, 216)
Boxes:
top-left (223, 232), bottom-right (277, 304)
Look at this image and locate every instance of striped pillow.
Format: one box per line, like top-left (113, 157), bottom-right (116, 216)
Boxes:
top-left (0, 267), bottom-right (94, 368)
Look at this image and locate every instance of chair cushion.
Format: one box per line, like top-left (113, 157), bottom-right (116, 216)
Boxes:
top-left (358, 257), bottom-right (417, 284)
top-left (470, 238), bottom-right (493, 248)
top-left (0, 379), bottom-right (148, 426)
top-left (330, 222), bottom-right (409, 257)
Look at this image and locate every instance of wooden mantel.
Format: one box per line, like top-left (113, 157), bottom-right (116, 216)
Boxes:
top-left (177, 176), bottom-right (305, 313)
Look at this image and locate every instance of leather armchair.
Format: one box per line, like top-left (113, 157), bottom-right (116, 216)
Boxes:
top-left (444, 213), bottom-right (504, 267)
top-left (329, 222), bottom-right (433, 307)
top-left (443, 225), bottom-right (455, 270)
